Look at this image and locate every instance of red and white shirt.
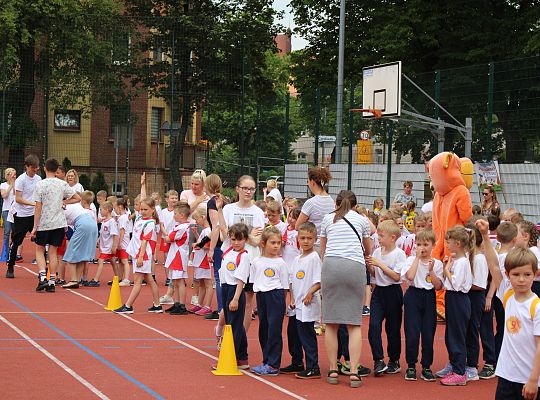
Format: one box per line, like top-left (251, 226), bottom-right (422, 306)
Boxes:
top-left (117, 213), bottom-right (133, 250)
top-left (164, 222), bottom-right (190, 271)
top-left (282, 226), bottom-right (300, 266)
top-left (160, 208), bottom-right (175, 237)
top-left (192, 227), bottom-right (211, 269)
top-left (126, 218), bottom-right (157, 261)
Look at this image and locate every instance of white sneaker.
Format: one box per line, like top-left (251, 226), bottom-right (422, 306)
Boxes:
top-left (119, 279), bottom-right (131, 287)
top-left (159, 295), bottom-right (174, 305)
top-left (465, 366), bottom-right (479, 381)
top-left (190, 295), bottom-right (199, 306)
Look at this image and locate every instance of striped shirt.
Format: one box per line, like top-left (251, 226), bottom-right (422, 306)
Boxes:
top-left (301, 194), bottom-right (335, 245)
top-left (320, 210), bottom-right (371, 264)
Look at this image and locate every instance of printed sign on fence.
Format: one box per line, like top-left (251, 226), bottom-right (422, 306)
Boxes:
top-left (475, 161), bottom-right (501, 190)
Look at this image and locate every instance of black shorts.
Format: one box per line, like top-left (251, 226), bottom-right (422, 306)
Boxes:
top-left (35, 228), bottom-right (65, 247)
top-left (244, 282), bottom-right (254, 293)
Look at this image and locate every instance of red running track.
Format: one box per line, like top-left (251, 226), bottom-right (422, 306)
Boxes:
top-left (0, 242), bottom-right (496, 399)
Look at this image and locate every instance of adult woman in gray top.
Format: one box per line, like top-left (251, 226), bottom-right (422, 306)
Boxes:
top-left (295, 167), bottom-right (335, 250)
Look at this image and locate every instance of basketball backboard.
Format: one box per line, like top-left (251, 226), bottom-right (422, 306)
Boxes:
top-left (362, 61), bottom-right (401, 118)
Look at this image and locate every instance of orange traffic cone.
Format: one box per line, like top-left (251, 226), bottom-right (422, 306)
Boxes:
top-left (104, 276), bottom-right (123, 311)
top-left (212, 325), bottom-right (242, 376)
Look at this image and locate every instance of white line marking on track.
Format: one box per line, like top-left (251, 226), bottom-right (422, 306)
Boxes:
top-left (15, 264), bottom-right (308, 400)
top-left (0, 314), bottom-right (110, 400)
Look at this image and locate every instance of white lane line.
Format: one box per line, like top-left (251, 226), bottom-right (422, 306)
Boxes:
top-left (0, 314), bottom-right (110, 400)
top-left (15, 264), bottom-right (308, 400)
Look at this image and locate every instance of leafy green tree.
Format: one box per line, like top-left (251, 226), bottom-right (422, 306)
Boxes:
top-left (125, 0), bottom-right (278, 190)
top-left (0, 0), bottom-right (130, 169)
top-left (289, 0), bottom-right (540, 162)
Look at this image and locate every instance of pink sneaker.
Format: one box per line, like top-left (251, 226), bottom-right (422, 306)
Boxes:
top-left (440, 372), bottom-right (467, 386)
top-left (195, 306), bottom-right (212, 316)
top-left (187, 305), bottom-right (202, 313)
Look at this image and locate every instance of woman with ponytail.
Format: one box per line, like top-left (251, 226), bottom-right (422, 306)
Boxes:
top-left (319, 190), bottom-right (372, 388)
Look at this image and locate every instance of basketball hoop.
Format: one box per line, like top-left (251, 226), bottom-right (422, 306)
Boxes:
top-left (350, 108), bottom-right (383, 118)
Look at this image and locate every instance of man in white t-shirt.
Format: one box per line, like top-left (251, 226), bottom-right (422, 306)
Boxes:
top-left (6, 155), bottom-right (42, 278)
top-left (32, 158), bottom-right (79, 291)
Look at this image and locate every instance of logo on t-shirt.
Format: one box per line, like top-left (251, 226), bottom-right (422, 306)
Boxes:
top-left (425, 273), bottom-right (432, 283)
top-left (227, 262), bottom-right (236, 271)
top-left (264, 268), bottom-right (275, 278)
top-left (296, 270), bottom-right (305, 280)
top-left (506, 315), bottom-right (521, 335)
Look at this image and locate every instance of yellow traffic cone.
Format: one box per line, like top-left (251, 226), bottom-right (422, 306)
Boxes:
top-left (104, 276), bottom-right (123, 311)
top-left (212, 325), bottom-right (242, 376)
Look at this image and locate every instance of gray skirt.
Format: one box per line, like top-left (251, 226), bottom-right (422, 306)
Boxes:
top-left (321, 256), bottom-right (366, 325)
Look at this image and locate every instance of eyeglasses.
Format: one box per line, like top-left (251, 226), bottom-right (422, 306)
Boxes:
top-left (482, 192), bottom-right (490, 196)
top-left (239, 186), bottom-right (256, 193)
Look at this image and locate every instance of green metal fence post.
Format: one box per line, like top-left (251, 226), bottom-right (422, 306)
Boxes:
top-left (486, 62), bottom-right (494, 161)
top-left (347, 82), bottom-right (354, 190)
top-left (314, 88), bottom-right (320, 166)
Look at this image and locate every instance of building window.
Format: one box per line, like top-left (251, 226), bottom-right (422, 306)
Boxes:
top-left (152, 47), bottom-right (164, 62)
top-left (109, 103), bottom-right (133, 148)
top-left (54, 110), bottom-right (81, 131)
top-left (112, 33), bottom-right (131, 65)
top-left (151, 107), bottom-right (163, 141)
top-left (297, 152), bottom-right (307, 162)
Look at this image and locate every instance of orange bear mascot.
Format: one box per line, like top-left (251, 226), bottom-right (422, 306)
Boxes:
top-left (427, 152), bottom-right (473, 320)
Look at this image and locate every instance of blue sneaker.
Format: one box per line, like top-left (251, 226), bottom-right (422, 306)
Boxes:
top-left (251, 364), bottom-right (279, 376)
top-left (465, 366), bottom-right (479, 381)
top-left (435, 362), bottom-right (453, 378)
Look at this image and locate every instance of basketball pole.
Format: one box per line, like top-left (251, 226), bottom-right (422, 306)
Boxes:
top-left (334, 0), bottom-right (345, 163)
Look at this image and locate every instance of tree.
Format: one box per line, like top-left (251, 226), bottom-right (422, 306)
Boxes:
top-left (125, 0), bottom-right (278, 191)
top-left (289, 0), bottom-right (540, 162)
top-left (0, 0), bottom-right (131, 170)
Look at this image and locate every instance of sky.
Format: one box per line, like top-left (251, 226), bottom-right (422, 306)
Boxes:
top-left (272, 0), bottom-right (308, 51)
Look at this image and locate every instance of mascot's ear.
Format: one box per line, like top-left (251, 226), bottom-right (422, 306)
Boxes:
top-left (443, 152), bottom-right (453, 169)
top-left (460, 158), bottom-right (474, 189)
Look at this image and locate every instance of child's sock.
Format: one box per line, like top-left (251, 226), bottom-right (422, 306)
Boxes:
top-left (39, 271), bottom-right (47, 282)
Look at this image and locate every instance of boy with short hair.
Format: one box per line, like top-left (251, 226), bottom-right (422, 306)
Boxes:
top-left (492, 221), bottom-right (519, 361)
top-left (266, 201), bottom-right (287, 235)
top-left (491, 245), bottom-right (540, 400)
top-left (401, 229), bottom-right (443, 381)
top-left (281, 222), bottom-right (322, 379)
top-left (96, 190), bottom-right (107, 223)
top-left (6, 154), bottom-right (42, 278)
top-left (367, 220), bottom-right (407, 376)
top-left (32, 158), bottom-right (80, 291)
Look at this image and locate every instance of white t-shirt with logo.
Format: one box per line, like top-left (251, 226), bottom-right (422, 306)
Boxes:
top-left (250, 256), bottom-right (289, 292)
top-left (13, 173), bottom-right (41, 217)
top-left (220, 203), bottom-right (265, 261)
top-left (371, 246), bottom-right (407, 287)
top-left (219, 247), bottom-right (250, 286)
top-left (289, 251), bottom-right (321, 322)
top-left (401, 256), bottom-right (444, 290)
top-left (99, 218), bottom-right (119, 254)
top-left (496, 278), bottom-right (540, 386)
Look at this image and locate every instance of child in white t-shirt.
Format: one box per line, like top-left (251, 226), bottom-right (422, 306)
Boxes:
top-left (515, 220), bottom-right (540, 297)
top-left (115, 198), bottom-right (133, 286)
top-left (437, 226), bottom-right (474, 386)
top-left (266, 200), bottom-right (287, 235)
top-left (89, 202), bottom-right (118, 286)
top-left (250, 226), bottom-right (289, 377)
top-left (190, 208), bottom-right (213, 316)
top-left (282, 208), bottom-right (301, 267)
top-left (366, 220), bottom-right (407, 376)
top-left (159, 190), bottom-right (178, 268)
top-left (163, 203), bottom-right (191, 315)
top-left (492, 246), bottom-right (540, 400)
top-left (281, 222), bottom-right (321, 379)
top-left (401, 229), bottom-right (443, 382)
